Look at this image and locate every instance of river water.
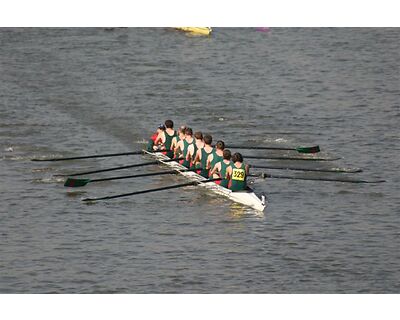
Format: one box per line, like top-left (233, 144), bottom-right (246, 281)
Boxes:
top-left (0, 28), bottom-right (399, 293)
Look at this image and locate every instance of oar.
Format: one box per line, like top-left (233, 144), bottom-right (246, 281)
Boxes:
top-left (31, 149), bottom-right (168, 161)
top-left (251, 172), bottom-right (385, 183)
top-left (244, 155), bottom-right (340, 161)
top-left (227, 145), bottom-right (320, 153)
top-left (250, 164), bottom-right (362, 173)
top-left (82, 178), bottom-right (222, 202)
top-left (55, 157), bottom-right (184, 177)
top-left (64, 167), bottom-right (200, 187)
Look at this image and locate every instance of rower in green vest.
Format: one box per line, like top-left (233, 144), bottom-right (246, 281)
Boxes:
top-left (227, 152), bottom-right (249, 191)
top-left (193, 134), bottom-right (214, 178)
top-left (171, 125), bottom-right (187, 159)
top-left (209, 149), bottom-right (232, 188)
top-left (154, 119), bottom-right (177, 158)
top-left (176, 127), bottom-right (196, 168)
top-left (207, 140), bottom-right (225, 177)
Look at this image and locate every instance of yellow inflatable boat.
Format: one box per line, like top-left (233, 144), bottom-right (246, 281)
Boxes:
top-left (175, 27), bottom-right (212, 36)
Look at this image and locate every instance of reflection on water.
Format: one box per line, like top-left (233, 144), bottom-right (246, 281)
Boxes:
top-left (0, 28), bottom-right (399, 293)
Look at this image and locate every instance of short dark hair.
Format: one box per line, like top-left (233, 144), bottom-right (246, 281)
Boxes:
top-left (223, 149), bottom-right (231, 160)
top-left (215, 140), bottom-right (225, 150)
top-left (194, 131), bottom-right (203, 140)
top-left (232, 152), bottom-right (243, 163)
top-left (203, 134), bottom-right (212, 145)
top-left (185, 127), bottom-right (193, 136)
top-left (165, 120), bottom-right (174, 128)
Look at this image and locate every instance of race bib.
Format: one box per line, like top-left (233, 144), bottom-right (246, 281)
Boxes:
top-left (232, 168), bottom-right (245, 181)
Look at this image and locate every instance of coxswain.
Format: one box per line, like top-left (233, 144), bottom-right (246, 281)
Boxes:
top-left (154, 119), bottom-right (177, 158)
top-left (171, 125), bottom-right (187, 158)
top-left (209, 149), bottom-right (232, 187)
top-left (226, 152), bottom-right (249, 191)
top-left (146, 124), bottom-right (165, 151)
top-left (193, 134), bottom-right (213, 177)
top-left (207, 140), bottom-right (225, 176)
top-left (175, 127), bottom-right (196, 168)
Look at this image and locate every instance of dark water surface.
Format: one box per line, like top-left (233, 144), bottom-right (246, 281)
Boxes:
top-left (0, 28), bottom-right (399, 293)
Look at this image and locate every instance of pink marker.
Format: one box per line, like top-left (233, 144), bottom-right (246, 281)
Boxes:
top-left (256, 27), bottom-right (270, 32)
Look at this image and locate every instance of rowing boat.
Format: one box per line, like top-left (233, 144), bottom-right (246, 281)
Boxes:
top-left (143, 150), bottom-right (267, 212)
top-left (175, 27), bottom-right (212, 36)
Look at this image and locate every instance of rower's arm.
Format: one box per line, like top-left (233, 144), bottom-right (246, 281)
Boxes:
top-left (193, 149), bottom-right (201, 164)
top-left (187, 145), bottom-right (195, 160)
top-left (206, 154), bottom-right (213, 169)
top-left (171, 137), bottom-right (177, 150)
top-left (209, 162), bottom-right (220, 176)
top-left (226, 166), bottom-right (232, 179)
top-left (245, 164), bottom-right (250, 175)
top-left (174, 140), bottom-right (182, 153)
top-left (154, 132), bottom-right (164, 146)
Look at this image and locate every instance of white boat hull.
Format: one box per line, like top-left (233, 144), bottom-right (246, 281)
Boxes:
top-left (143, 150), bottom-right (267, 212)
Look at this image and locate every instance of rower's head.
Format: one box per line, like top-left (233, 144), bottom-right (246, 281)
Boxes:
top-left (157, 124), bottom-right (165, 133)
top-left (178, 125), bottom-right (187, 138)
top-left (164, 119), bottom-right (174, 129)
top-left (185, 127), bottom-right (193, 137)
top-left (232, 152), bottom-right (243, 163)
top-left (194, 131), bottom-right (203, 141)
top-left (215, 140), bottom-right (225, 151)
top-left (223, 149), bottom-right (231, 160)
top-left (203, 134), bottom-right (212, 146)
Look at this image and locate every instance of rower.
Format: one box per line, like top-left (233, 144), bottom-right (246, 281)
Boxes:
top-left (175, 127), bottom-right (196, 168)
top-left (154, 119), bottom-right (177, 158)
top-left (193, 134), bottom-right (213, 178)
top-left (207, 140), bottom-right (225, 176)
top-left (209, 149), bottom-right (232, 187)
top-left (146, 124), bottom-right (165, 151)
top-left (226, 152), bottom-right (249, 191)
top-left (171, 125), bottom-right (187, 159)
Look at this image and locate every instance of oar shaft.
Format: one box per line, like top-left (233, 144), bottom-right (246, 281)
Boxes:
top-left (228, 145), bottom-right (293, 151)
top-left (244, 155), bottom-right (340, 161)
top-left (250, 164), bottom-right (362, 173)
top-left (32, 151), bottom-right (144, 161)
top-left (82, 178), bottom-right (221, 202)
top-left (226, 145), bottom-right (320, 153)
top-left (253, 173), bottom-right (385, 183)
top-left (90, 167), bottom-right (200, 183)
top-left (58, 157), bottom-right (184, 177)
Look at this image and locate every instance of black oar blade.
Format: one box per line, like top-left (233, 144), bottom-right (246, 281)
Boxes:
top-left (64, 178), bottom-right (91, 187)
top-left (296, 145), bottom-right (320, 153)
